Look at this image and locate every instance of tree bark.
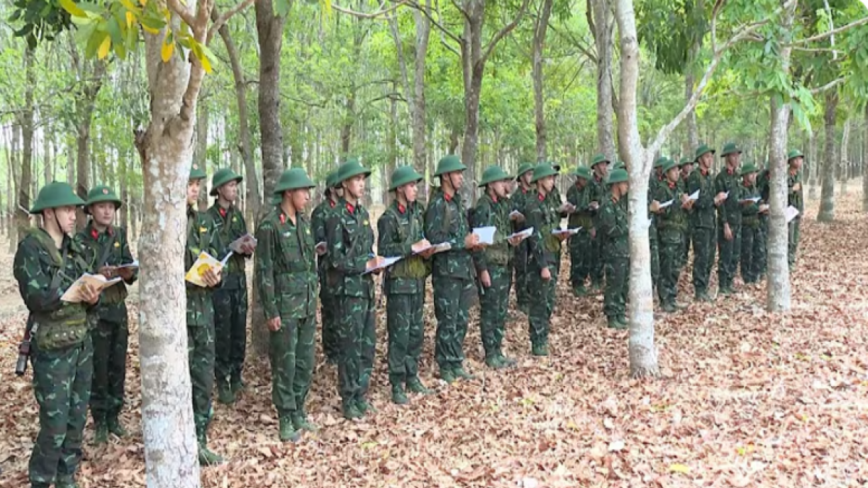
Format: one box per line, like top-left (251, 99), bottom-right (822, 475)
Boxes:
top-left (591, 0), bottom-right (616, 161)
top-left (413, 3), bottom-right (431, 173)
top-left (120, 150), bottom-right (129, 230)
top-left (839, 117), bottom-right (850, 195)
top-left (196, 100), bottom-right (209, 211)
top-left (863, 104), bottom-right (868, 212)
top-left (19, 48), bottom-right (35, 238)
top-left (807, 129), bottom-right (818, 200)
top-left (73, 58), bottom-right (106, 230)
top-left (817, 90), bottom-right (838, 222)
top-left (532, 0), bottom-right (554, 162)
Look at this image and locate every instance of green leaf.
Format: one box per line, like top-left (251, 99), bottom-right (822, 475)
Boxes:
top-left (274, 0), bottom-right (291, 16)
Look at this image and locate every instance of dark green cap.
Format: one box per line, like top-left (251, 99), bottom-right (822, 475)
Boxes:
top-left (478, 166), bottom-right (512, 187)
top-left (607, 168), bottom-right (628, 184)
top-left (678, 156), bottom-right (694, 167)
top-left (739, 162), bottom-right (759, 176)
top-left (189, 163), bottom-right (207, 180)
top-left (694, 144), bottom-right (715, 159)
top-left (30, 182), bottom-right (86, 214)
top-left (530, 163), bottom-right (558, 183)
top-left (515, 162), bottom-right (535, 179)
top-left (336, 158), bottom-right (372, 184)
top-left (661, 159), bottom-right (678, 173)
top-left (325, 171), bottom-right (339, 189)
top-left (210, 168), bottom-right (243, 195)
top-left (84, 185), bottom-right (122, 214)
top-left (721, 142), bottom-right (742, 157)
top-left (612, 161), bottom-right (626, 171)
top-left (573, 166), bottom-right (592, 180)
top-left (787, 149), bottom-right (804, 161)
top-left (434, 155), bottom-right (467, 176)
top-left (590, 153), bottom-right (610, 167)
top-left (274, 167), bottom-right (316, 194)
top-left (654, 156), bottom-right (669, 169)
top-left (390, 165), bottom-right (424, 191)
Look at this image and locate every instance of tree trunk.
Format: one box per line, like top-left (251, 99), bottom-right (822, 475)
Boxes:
top-left (807, 129), bottom-right (818, 200)
top-left (120, 149), bottom-right (129, 230)
top-left (592, 0), bottom-right (616, 161)
top-left (817, 90), bottom-right (838, 222)
top-left (196, 100), bottom-right (209, 211)
top-left (613, 0), bottom-right (657, 378)
top-left (19, 48), bottom-right (35, 237)
top-left (839, 117), bottom-right (850, 195)
top-left (532, 0), bottom-right (553, 162)
top-left (863, 104), bottom-right (868, 212)
top-left (43, 122), bottom-right (52, 185)
top-left (413, 3), bottom-right (431, 173)
top-left (74, 59), bottom-right (106, 230)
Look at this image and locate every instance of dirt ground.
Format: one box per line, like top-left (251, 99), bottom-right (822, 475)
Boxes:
top-left (0, 189), bottom-right (867, 487)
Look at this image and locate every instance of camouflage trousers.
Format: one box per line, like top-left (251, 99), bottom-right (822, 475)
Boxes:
top-left (513, 241), bottom-right (531, 309)
top-left (319, 283), bottom-right (339, 362)
top-left (29, 336), bottom-right (93, 486)
top-left (528, 265), bottom-right (558, 347)
top-left (692, 226), bottom-right (716, 296)
top-left (213, 283), bottom-right (248, 383)
top-left (386, 292), bottom-right (425, 387)
top-left (650, 225), bottom-right (660, 288)
top-left (90, 318), bottom-right (128, 423)
top-left (336, 296), bottom-right (376, 406)
top-left (717, 223), bottom-right (742, 290)
top-left (788, 217), bottom-right (801, 269)
top-left (187, 322), bottom-right (215, 437)
top-left (568, 230), bottom-right (592, 290)
top-left (658, 231), bottom-right (684, 306)
top-left (590, 234), bottom-right (604, 287)
top-left (432, 276), bottom-right (474, 371)
top-left (741, 222), bottom-right (762, 283)
top-left (479, 265), bottom-right (512, 359)
top-left (757, 216), bottom-right (769, 275)
top-left (681, 225), bottom-right (693, 268)
top-left (604, 254), bottom-right (629, 321)
top-left (269, 315), bottom-right (315, 419)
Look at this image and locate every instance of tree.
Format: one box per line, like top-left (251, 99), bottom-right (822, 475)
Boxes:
top-left (589, 0), bottom-right (616, 161)
top-left (69, 46), bottom-right (106, 230)
top-left (531, 0), bottom-right (554, 161)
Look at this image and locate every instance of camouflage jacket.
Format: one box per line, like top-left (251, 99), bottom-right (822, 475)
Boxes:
top-left (788, 169), bottom-right (804, 214)
top-left (14, 228), bottom-right (94, 349)
top-left (186, 205), bottom-right (217, 327)
top-left (687, 168), bottom-right (716, 229)
top-left (326, 198), bottom-right (375, 298)
top-left (758, 170), bottom-right (771, 204)
top-left (525, 191), bottom-right (562, 272)
top-left (741, 182), bottom-right (761, 227)
top-left (511, 187), bottom-right (532, 232)
top-left (654, 180), bottom-right (688, 239)
top-left (206, 203), bottom-right (248, 289)
top-left (589, 174), bottom-right (608, 228)
top-left (75, 221), bottom-right (137, 323)
top-left (714, 167), bottom-right (744, 226)
top-left (471, 193), bottom-right (512, 271)
top-left (377, 200), bottom-right (428, 294)
top-left (424, 188), bottom-right (474, 280)
top-left (311, 197), bottom-right (338, 279)
top-left (254, 206), bottom-right (318, 320)
top-left (566, 181), bottom-right (594, 230)
top-left (598, 195), bottom-right (629, 259)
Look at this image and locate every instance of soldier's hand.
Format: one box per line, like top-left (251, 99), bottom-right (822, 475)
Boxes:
top-left (681, 199), bottom-right (693, 210)
top-left (203, 267), bottom-right (221, 287)
top-left (509, 211), bottom-right (525, 223)
top-left (267, 316), bottom-right (282, 332)
top-left (724, 223), bottom-right (733, 241)
top-left (590, 201), bottom-right (600, 211)
top-left (99, 266), bottom-right (115, 279)
top-left (759, 204), bottom-right (770, 214)
top-left (590, 228), bottom-right (596, 239)
top-left (80, 283), bottom-right (100, 305)
top-left (559, 202), bottom-right (576, 214)
top-left (792, 182), bottom-right (801, 192)
top-left (464, 233), bottom-right (480, 249)
top-left (315, 242), bottom-right (328, 256)
top-left (649, 200), bottom-right (661, 213)
top-left (366, 256), bottom-right (386, 272)
top-left (555, 231), bottom-right (571, 242)
top-left (540, 267), bottom-right (552, 281)
top-left (118, 267), bottom-right (134, 281)
top-left (479, 269), bottom-right (491, 288)
top-left (411, 239), bottom-right (431, 254)
top-left (507, 235), bottom-right (523, 247)
top-left (241, 242), bottom-right (256, 255)
top-left (714, 192), bottom-right (727, 205)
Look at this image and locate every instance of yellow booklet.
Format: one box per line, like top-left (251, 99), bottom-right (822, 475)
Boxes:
top-left (185, 251), bottom-right (233, 287)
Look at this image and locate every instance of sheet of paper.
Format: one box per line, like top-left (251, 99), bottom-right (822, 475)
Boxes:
top-left (552, 227), bottom-right (581, 236)
top-left (785, 205), bottom-right (800, 223)
top-left (228, 233), bottom-right (257, 253)
top-left (116, 260), bottom-right (138, 269)
top-left (61, 274), bottom-right (122, 302)
top-left (364, 256), bottom-right (402, 274)
top-left (658, 199), bottom-right (674, 209)
top-left (185, 251), bottom-right (227, 287)
top-left (507, 227), bottom-right (534, 241)
top-left (740, 196), bottom-right (761, 203)
top-left (432, 242), bottom-right (452, 253)
top-left (472, 226), bottom-right (497, 245)
top-left (687, 190), bottom-right (700, 201)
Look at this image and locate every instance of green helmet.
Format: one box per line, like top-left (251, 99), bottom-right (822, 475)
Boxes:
top-left (210, 168), bottom-right (243, 196)
top-left (654, 156), bottom-right (669, 169)
top-left (548, 161), bottom-right (562, 172)
top-left (611, 161), bottom-right (626, 171)
top-left (661, 159), bottom-right (678, 174)
top-left (478, 166), bottom-right (512, 187)
top-left (739, 162), bottom-right (759, 176)
top-left (607, 168), bottom-right (628, 184)
top-left (515, 162), bottom-right (535, 179)
top-left (390, 165), bottom-right (424, 191)
top-left (325, 171), bottom-right (340, 189)
top-left (573, 166), bottom-right (592, 180)
top-left (787, 149), bottom-right (804, 161)
top-left (84, 185), bottom-right (122, 214)
top-left (720, 142), bottom-right (742, 157)
top-left (694, 144), bottom-right (715, 159)
top-left (434, 155), bottom-right (467, 176)
top-left (189, 163), bottom-right (207, 180)
top-left (336, 158), bottom-right (372, 184)
top-left (274, 167), bottom-right (316, 195)
top-left (530, 163), bottom-right (558, 183)
top-left (590, 153), bottom-right (610, 168)
top-left (30, 182), bottom-right (86, 215)
top-left (678, 156), bottom-right (694, 167)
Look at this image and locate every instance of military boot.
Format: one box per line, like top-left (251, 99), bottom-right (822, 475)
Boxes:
top-left (230, 371), bottom-right (246, 395)
top-left (107, 416), bottom-right (128, 438)
top-left (279, 417), bottom-right (302, 442)
top-left (498, 353), bottom-right (517, 368)
top-left (197, 433), bottom-right (224, 465)
top-left (55, 477), bottom-right (79, 488)
top-left (217, 378), bottom-right (235, 405)
top-left (484, 355), bottom-right (505, 369)
top-left (607, 317), bottom-right (625, 329)
top-left (439, 368), bottom-right (456, 384)
top-left (572, 285), bottom-right (588, 297)
top-left (292, 412), bottom-right (318, 433)
top-left (452, 366), bottom-right (476, 380)
top-left (531, 343), bottom-right (549, 357)
top-left (93, 421), bottom-right (109, 445)
top-left (356, 398), bottom-right (376, 415)
top-left (31, 483), bottom-right (51, 488)
top-left (660, 302), bottom-right (677, 313)
top-left (342, 401), bottom-right (362, 420)
top-left (406, 377), bottom-right (433, 395)
top-left (391, 384), bottom-right (409, 405)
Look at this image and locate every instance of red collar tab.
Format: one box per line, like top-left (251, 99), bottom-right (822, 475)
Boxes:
top-left (280, 213), bottom-right (286, 225)
top-left (595, 175), bottom-right (603, 182)
top-left (90, 228), bottom-right (99, 240)
top-left (538, 193), bottom-right (545, 202)
top-left (444, 192), bottom-right (452, 202)
top-left (668, 182), bottom-right (676, 189)
top-left (219, 207), bottom-right (227, 218)
top-left (727, 168), bottom-right (735, 175)
top-left (346, 203), bottom-right (355, 214)
top-left (329, 200), bottom-right (336, 208)
top-left (491, 195), bottom-right (498, 204)
top-left (701, 168), bottom-right (709, 176)
top-left (521, 188), bottom-right (528, 194)
top-left (397, 203), bottom-right (406, 214)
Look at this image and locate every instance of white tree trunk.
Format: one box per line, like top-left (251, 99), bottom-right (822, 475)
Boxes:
top-left (818, 91), bottom-right (838, 222)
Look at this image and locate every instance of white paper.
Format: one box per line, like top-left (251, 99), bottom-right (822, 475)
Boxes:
top-left (740, 196), bottom-right (761, 204)
top-left (785, 205), bottom-right (800, 223)
top-left (508, 227), bottom-right (534, 241)
top-left (658, 200), bottom-right (674, 209)
top-left (472, 226), bottom-right (497, 245)
top-left (552, 227), bottom-right (581, 236)
top-left (229, 233), bottom-right (257, 253)
top-left (687, 190), bottom-right (700, 201)
top-left (432, 242), bottom-right (452, 253)
top-left (364, 256), bottom-right (402, 274)
top-left (116, 260), bottom-right (138, 269)
top-left (61, 274), bottom-right (122, 302)
top-left (185, 251), bottom-right (230, 287)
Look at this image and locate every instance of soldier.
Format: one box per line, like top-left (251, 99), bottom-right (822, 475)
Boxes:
top-left (757, 163), bottom-right (771, 275)
top-left (206, 168), bottom-right (254, 405)
top-left (326, 159), bottom-right (383, 419)
top-left (473, 166), bottom-right (524, 367)
top-left (76, 185), bottom-right (136, 445)
top-left (687, 144), bottom-right (724, 301)
top-left (714, 143), bottom-right (744, 295)
top-left (255, 168), bottom-right (319, 441)
top-left (649, 156), bottom-right (668, 288)
top-left (787, 149), bottom-right (805, 269)
top-left (679, 156), bottom-right (695, 268)
top-left (588, 154), bottom-right (610, 291)
top-left (652, 160), bottom-right (693, 312)
top-left (566, 166), bottom-right (596, 296)
top-left (185, 164), bottom-right (224, 465)
top-left (424, 155), bottom-right (483, 383)
top-left (739, 163), bottom-right (765, 285)
top-left (524, 163), bottom-right (570, 355)
top-left (311, 171), bottom-right (342, 364)
top-left (511, 163), bottom-right (535, 312)
top-left (377, 166), bottom-right (435, 404)
top-left (598, 169), bottom-right (630, 328)
top-left (14, 182), bottom-right (101, 488)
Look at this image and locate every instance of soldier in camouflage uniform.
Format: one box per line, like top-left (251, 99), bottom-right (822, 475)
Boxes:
top-left (76, 185), bottom-right (137, 445)
top-left (327, 159), bottom-right (382, 419)
top-left (588, 154), bottom-right (610, 290)
top-left (649, 156), bottom-right (668, 288)
top-left (787, 149), bottom-right (805, 270)
top-left (377, 166), bottom-right (436, 404)
top-left (597, 169), bottom-right (629, 328)
top-left (14, 182), bottom-right (101, 488)
top-left (757, 163), bottom-right (771, 276)
top-left (255, 168), bottom-right (319, 441)
top-left (524, 164), bottom-right (570, 355)
top-left (652, 160), bottom-right (693, 312)
top-left (207, 168), bottom-right (253, 405)
top-left (679, 156), bottom-right (695, 268)
top-left (311, 171), bottom-right (342, 364)
top-left (687, 144), bottom-right (722, 301)
top-left (472, 166), bottom-right (523, 367)
top-left (714, 143), bottom-right (744, 295)
top-left (424, 155), bottom-right (483, 383)
top-left (566, 166), bottom-right (596, 296)
top-left (186, 164), bottom-right (224, 465)
top-left (739, 163), bottom-right (764, 284)
top-left (510, 163), bottom-right (535, 312)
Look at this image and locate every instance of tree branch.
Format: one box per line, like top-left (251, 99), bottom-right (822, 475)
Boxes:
top-left (207, 0), bottom-right (256, 44)
top-left (167, 0), bottom-right (197, 29)
top-left (480, 0), bottom-right (531, 65)
top-left (809, 77), bottom-right (844, 94)
top-left (448, 0), bottom-right (471, 22)
top-left (333, 0), bottom-right (408, 19)
top-left (405, 0), bottom-right (464, 47)
top-left (178, 1), bottom-right (213, 124)
top-left (791, 16), bottom-right (868, 46)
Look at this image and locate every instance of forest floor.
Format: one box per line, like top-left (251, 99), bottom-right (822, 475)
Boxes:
top-left (1, 187), bottom-right (867, 487)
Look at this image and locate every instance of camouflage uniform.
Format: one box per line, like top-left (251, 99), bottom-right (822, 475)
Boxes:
top-left (588, 172), bottom-right (608, 289)
top-left (648, 163), bottom-right (665, 287)
top-left (757, 168), bottom-right (771, 275)
top-left (787, 153), bottom-right (804, 269)
top-left (598, 172), bottom-right (629, 328)
top-left (686, 157), bottom-right (716, 299)
top-left (206, 203), bottom-right (249, 398)
top-left (714, 163), bottom-right (743, 293)
top-left (255, 172), bottom-right (318, 437)
top-left (740, 167), bottom-right (762, 284)
top-left (654, 166), bottom-right (688, 310)
top-left (14, 183), bottom-right (93, 488)
top-left (311, 189), bottom-right (339, 363)
top-left (566, 168), bottom-right (594, 295)
top-left (510, 183), bottom-right (532, 311)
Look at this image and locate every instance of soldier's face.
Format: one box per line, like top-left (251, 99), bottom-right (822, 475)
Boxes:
top-left (790, 156), bottom-right (803, 171)
top-left (575, 177), bottom-right (586, 188)
top-left (187, 179), bottom-right (201, 204)
top-left (447, 171), bottom-right (464, 190)
top-left (616, 182), bottom-right (629, 196)
top-left (666, 167), bottom-right (680, 183)
top-left (290, 188), bottom-right (311, 210)
top-left (46, 206), bottom-right (77, 234)
top-left (681, 164), bottom-right (693, 178)
top-left (744, 173), bottom-right (757, 186)
top-left (538, 175), bottom-right (555, 193)
top-left (520, 172), bottom-right (532, 187)
top-left (726, 153), bottom-right (741, 168)
top-left (91, 202), bottom-right (115, 227)
top-left (595, 163), bottom-right (609, 177)
top-left (218, 181), bottom-right (238, 203)
top-left (399, 181), bottom-right (419, 203)
top-left (491, 180), bottom-right (508, 199)
top-left (699, 153), bottom-right (713, 169)
top-left (344, 175), bottom-right (366, 200)
top-left (334, 187), bottom-right (344, 199)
